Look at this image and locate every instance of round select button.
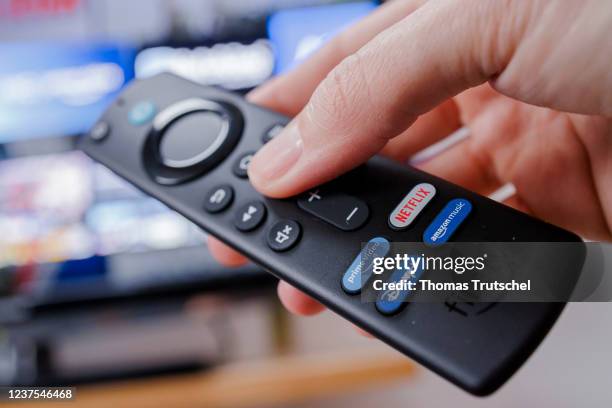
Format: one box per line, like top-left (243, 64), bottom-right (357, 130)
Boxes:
top-left (159, 111), bottom-right (227, 169)
top-left (143, 98), bottom-right (243, 185)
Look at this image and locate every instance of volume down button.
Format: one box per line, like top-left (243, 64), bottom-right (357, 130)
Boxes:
top-left (298, 190), bottom-right (369, 231)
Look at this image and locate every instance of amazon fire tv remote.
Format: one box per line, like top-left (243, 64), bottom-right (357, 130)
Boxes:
top-left (80, 73), bottom-right (584, 395)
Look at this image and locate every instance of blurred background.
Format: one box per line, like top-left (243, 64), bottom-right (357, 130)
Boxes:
top-left (0, 0), bottom-right (610, 407)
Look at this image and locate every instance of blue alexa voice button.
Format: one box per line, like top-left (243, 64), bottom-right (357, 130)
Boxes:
top-left (128, 101), bottom-right (157, 126)
top-left (423, 198), bottom-right (472, 246)
top-left (342, 237), bottom-right (391, 295)
top-left (376, 257), bottom-right (425, 315)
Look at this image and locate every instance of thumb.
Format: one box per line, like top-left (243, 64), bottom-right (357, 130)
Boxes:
top-left (248, 0), bottom-right (522, 198)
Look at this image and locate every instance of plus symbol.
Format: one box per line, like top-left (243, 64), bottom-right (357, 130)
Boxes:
top-left (308, 190), bottom-right (322, 202)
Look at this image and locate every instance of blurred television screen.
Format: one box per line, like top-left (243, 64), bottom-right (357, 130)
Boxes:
top-left (0, 0), bottom-right (384, 389)
top-left (0, 43), bottom-right (135, 142)
top-left (0, 0), bottom-right (379, 304)
top-left (0, 151), bottom-right (206, 269)
top-left (268, 1), bottom-right (377, 74)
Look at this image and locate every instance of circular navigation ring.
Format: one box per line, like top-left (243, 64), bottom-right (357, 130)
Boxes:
top-left (143, 98), bottom-right (243, 185)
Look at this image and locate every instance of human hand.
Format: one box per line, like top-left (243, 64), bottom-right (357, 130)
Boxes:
top-left (209, 0), bottom-right (612, 318)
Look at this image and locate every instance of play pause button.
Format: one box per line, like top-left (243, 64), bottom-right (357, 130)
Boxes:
top-left (234, 201), bottom-right (267, 231)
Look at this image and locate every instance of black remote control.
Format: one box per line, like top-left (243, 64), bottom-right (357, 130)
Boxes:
top-left (80, 73), bottom-right (584, 395)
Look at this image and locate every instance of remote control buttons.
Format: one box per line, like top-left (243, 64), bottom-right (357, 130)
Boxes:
top-left (267, 220), bottom-right (301, 251)
top-left (375, 258), bottom-right (425, 315)
top-left (89, 121), bottom-right (110, 142)
top-left (388, 183), bottom-right (436, 230)
top-left (129, 101), bottom-right (156, 125)
top-left (423, 199), bottom-right (472, 245)
top-left (143, 98), bottom-right (243, 185)
top-left (232, 152), bottom-right (254, 178)
top-left (204, 185), bottom-right (234, 213)
top-left (263, 124), bottom-right (284, 143)
top-left (234, 201), bottom-right (266, 231)
top-left (342, 237), bottom-right (390, 295)
top-left (298, 190), bottom-right (369, 231)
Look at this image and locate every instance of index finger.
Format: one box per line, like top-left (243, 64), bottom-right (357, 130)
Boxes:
top-left (247, 0), bottom-right (425, 114)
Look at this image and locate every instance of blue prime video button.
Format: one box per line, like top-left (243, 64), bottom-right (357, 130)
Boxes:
top-left (423, 198), bottom-right (472, 245)
top-left (376, 257), bottom-right (425, 315)
top-left (341, 237), bottom-right (390, 295)
top-left (128, 101), bottom-right (157, 126)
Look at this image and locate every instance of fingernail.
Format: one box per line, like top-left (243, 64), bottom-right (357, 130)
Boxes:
top-left (245, 85), bottom-right (268, 102)
top-left (246, 77), bottom-right (280, 103)
top-left (249, 120), bottom-right (303, 182)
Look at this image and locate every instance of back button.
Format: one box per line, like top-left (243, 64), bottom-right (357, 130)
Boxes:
top-left (204, 185), bottom-right (234, 213)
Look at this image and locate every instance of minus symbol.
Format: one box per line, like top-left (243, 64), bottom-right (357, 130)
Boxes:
top-left (346, 207), bottom-right (359, 223)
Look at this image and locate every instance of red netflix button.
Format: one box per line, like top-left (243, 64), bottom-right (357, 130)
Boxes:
top-left (388, 183), bottom-right (436, 229)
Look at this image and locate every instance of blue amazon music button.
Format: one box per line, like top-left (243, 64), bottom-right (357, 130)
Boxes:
top-left (423, 199), bottom-right (472, 246)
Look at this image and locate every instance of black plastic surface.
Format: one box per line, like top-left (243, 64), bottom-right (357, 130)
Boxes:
top-left (80, 74), bottom-right (585, 396)
top-left (297, 189), bottom-right (369, 231)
